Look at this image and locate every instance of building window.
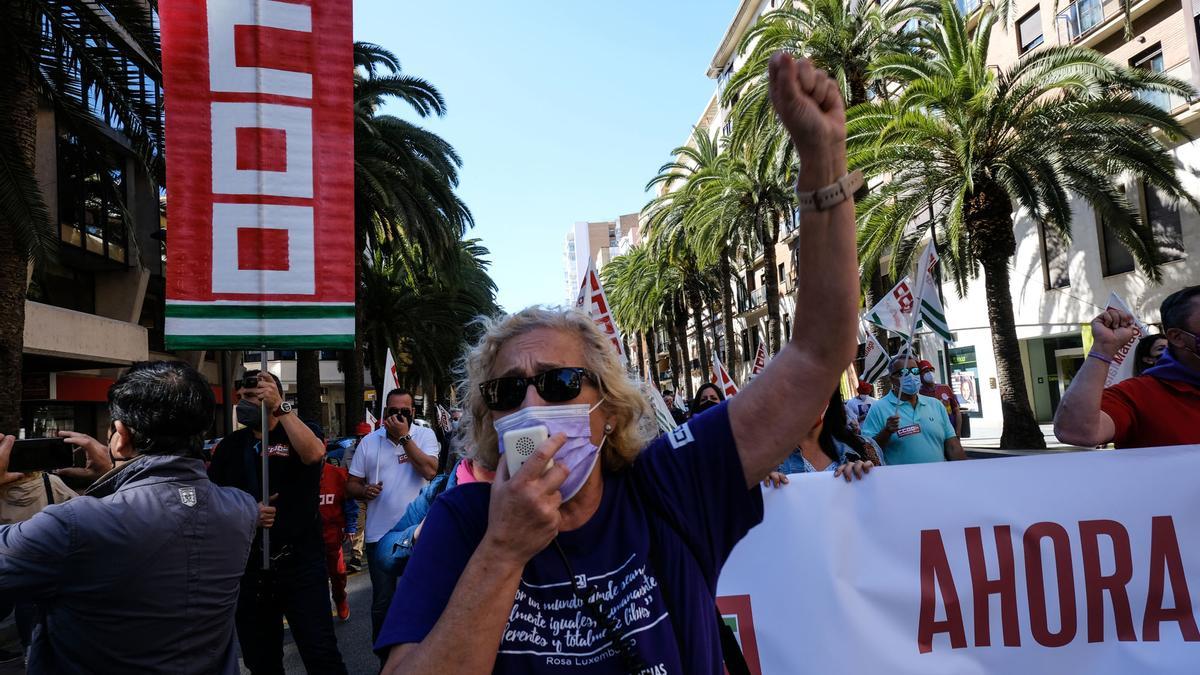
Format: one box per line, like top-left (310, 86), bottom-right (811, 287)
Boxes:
top-left (1039, 224), bottom-right (1070, 289)
top-left (1017, 8), bottom-right (1043, 53)
top-left (57, 130), bottom-right (129, 264)
top-left (1131, 45), bottom-right (1171, 111)
top-left (1098, 217), bottom-right (1136, 276)
top-left (1142, 183), bottom-right (1185, 262)
top-left (784, 313), bottom-right (791, 341)
top-left (777, 263), bottom-right (785, 288)
top-left (741, 329), bottom-right (750, 362)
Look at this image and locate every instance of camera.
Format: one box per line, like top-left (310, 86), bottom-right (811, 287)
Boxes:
top-left (241, 374), bottom-right (259, 390)
top-left (385, 407), bottom-right (414, 424)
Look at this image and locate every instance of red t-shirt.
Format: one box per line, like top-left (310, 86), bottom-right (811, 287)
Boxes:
top-left (318, 463), bottom-right (349, 536)
top-left (1101, 375), bottom-right (1200, 449)
top-left (920, 383), bottom-right (960, 426)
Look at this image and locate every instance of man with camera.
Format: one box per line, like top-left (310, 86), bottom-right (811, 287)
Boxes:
top-left (207, 371), bottom-right (347, 674)
top-left (347, 388), bottom-right (439, 648)
top-left (0, 361), bottom-right (259, 674)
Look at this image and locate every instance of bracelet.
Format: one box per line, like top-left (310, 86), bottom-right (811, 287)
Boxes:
top-left (1087, 351), bottom-right (1114, 365)
top-left (795, 169), bottom-right (863, 213)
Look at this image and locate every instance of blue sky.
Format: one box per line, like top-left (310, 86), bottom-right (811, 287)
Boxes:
top-left (352, 0), bottom-right (736, 312)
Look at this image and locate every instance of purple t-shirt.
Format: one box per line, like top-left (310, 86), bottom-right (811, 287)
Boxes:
top-left (375, 401), bottom-right (763, 674)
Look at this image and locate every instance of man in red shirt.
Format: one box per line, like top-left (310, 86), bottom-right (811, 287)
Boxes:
top-left (918, 360), bottom-right (961, 435)
top-left (319, 447), bottom-right (358, 621)
top-left (1054, 285), bottom-right (1200, 449)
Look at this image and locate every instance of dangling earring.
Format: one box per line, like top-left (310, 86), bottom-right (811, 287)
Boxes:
top-left (603, 423), bottom-right (613, 434)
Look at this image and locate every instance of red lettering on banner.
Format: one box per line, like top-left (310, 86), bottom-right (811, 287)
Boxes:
top-left (918, 529), bottom-right (967, 654)
top-left (1143, 515), bottom-right (1200, 642)
top-left (237, 228), bottom-right (290, 270)
top-left (918, 516), bottom-right (1199, 654)
top-left (966, 526), bottom-right (1020, 647)
top-left (1024, 522), bottom-right (1078, 647)
top-left (235, 127), bottom-right (288, 172)
top-left (1079, 519), bottom-right (1136, 642)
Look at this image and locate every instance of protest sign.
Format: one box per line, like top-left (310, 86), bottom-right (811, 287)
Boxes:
top-left (718, 445), bottom-right (1200, 674)
top-left (575, 260), bottom-right (625, 362)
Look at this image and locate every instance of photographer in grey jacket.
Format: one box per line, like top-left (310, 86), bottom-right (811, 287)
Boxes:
top-left (0, 361), bottom-right (260, 674)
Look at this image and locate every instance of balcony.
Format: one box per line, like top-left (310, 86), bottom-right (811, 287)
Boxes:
top-left (1055, 0), bottom-right (1159, 49)
top-left (738, 286), bottom-right (767, 313)
top-left (956, 0), bottom-right (981, 15)
top-left (1136, 61), bottom-right (1192, 113)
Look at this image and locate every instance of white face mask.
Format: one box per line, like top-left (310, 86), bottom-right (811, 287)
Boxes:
top-left (921, 372), bottom-right (935, 385)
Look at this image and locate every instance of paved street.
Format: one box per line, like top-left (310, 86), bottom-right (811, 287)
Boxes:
top-left (0, 566), bottom-right (381, 675)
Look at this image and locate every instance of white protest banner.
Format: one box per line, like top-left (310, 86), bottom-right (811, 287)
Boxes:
top-left (575, 260), bottom-right (626, 362)
top-left (717, 445), bottom-right (1200, 674)
top-left (1100, 293), bottom-right (1151, 387)
top-left (713, 350), bottom-right (739, 397)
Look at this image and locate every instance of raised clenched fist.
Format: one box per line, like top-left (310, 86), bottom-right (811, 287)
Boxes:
top-left (768, 52), bottom-right (847, 190)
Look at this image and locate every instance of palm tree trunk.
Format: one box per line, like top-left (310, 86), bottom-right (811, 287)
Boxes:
top-left (762, 225), bottom-right (783, 354)
top-left (719, 256), bottom-right (737, 368)
top-left (672, 294), bottom-right (694, 400)
top-left (664, 321), bottom-right (682, 395)
top-left (687, 284), bottom-right (711, 381)
top-left (0, 30), bottom-right (41, 433)
top-left (644, 329), bottom-right (661, 387)
top-left (296, 350), bottom-right (322, 424)
top-left (969, 185), bottom-right (1047, 449)
top-left (634, 331), bottom-right (646, 380)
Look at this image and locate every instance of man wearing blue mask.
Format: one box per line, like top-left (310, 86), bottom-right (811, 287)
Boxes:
top-left (862, 356), bottom-right (966, 465)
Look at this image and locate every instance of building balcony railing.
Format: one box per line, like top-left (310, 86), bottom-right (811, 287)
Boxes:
top-left (1136, 62), bottom-right (1192, 113)
top-left (738, 286), bottom-right (767, 313)
top-left (1056, 0), bottom-right (1110, 44)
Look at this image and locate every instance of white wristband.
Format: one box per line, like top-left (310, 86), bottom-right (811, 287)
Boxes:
top-left (796, 170), bottom-right (863, 213)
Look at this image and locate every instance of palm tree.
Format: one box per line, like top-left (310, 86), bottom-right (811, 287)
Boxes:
top-left (723, 0), bottom-right (932, 149)
top-left (0, 1), bottom-right (162, 431)
top-left (603, 245), bottom-right (665, 386)
top-left (849, 0), bottom-right (1198, 448)
top-left (342, 42), bottom-right (473, 432)
top-left (361, 237), bottom-right (498, 416)
top-left (687, 132), bottom-right (796, 355)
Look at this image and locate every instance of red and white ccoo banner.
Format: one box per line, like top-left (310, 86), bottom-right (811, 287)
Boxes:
top-left (574, 260), bottom-right (625, 362)
top-left (161, 0), bottom-right (354, 350)
top-left (718, 445), bottom-right (1200, 673)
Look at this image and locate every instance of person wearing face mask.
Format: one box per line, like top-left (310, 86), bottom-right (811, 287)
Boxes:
top-left (918, 360), bottom-right (961, 435)
top-left (207, 370), bottom-right (346, 675)
top-left (346, 388), bottom-right (440, 653)
top-left (0, 361), bottom-right (259, 674)
top-left (862, 356), bottom-right (966, 465)
top-left (844, 380), bottom-right (878, 432)
top-left (1055, 285), bottom-right (1200, 449)
top-left (377, 54), bottom-right (862, 675)
top-left (690, 382), bottom-right (725, 417)
top-left (1131, 332), bottom-right (1168, 377)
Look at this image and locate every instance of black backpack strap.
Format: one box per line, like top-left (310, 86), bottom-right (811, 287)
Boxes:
top-left (635, 474), bottom-right (752, 673)
top-left (42, 473), bottom-right (55, 506)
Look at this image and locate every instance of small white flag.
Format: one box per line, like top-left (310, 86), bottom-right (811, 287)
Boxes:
top-left (750, 342), bottom-right (768, 378)
top-left (713, 350), bottom-right (739, 398)
top-left (575, 260), bottom-right (626, 363)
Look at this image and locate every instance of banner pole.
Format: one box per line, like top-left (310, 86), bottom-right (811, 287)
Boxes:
top-left (260, 350), bottom-right (270, 571)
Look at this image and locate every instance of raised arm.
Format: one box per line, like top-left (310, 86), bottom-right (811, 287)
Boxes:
top-left (730, 53), bottom-right (860, 487)
top-left (1053, 309), bottom-right (1129, 446)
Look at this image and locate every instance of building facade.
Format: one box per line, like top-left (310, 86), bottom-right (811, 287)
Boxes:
top-left (649, 0), bottom-right (1199, 434)
top-left (562, 215), bottom-right (639, 304)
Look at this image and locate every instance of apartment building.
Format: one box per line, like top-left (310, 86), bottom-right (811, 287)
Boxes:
top-left (563, 214), bottom-right (639, 304)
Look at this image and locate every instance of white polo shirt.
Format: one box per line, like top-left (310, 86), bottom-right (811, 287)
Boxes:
top-left (348, 425), bottom-right (440, 543)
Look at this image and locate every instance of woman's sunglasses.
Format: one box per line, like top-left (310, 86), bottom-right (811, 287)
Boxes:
top-left (479, 367), bottom-right (596, 411)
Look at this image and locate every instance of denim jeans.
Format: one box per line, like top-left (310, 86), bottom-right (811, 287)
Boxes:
top-left (365, 542), bottom-right (400, 646)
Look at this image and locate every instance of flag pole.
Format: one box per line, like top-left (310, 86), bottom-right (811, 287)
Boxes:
top-left (260, 350), bottom-right (270, 571)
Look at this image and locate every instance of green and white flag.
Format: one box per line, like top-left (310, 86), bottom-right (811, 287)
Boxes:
top-left (861, 328), bottom-right (890, 384)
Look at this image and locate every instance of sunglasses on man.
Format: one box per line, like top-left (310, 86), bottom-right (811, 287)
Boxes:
top-left (479, 367), bottom-right (596, 411)
top-left (891, 366), bottom-right (921, 377)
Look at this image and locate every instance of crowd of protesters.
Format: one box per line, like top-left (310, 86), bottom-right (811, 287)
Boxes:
top-left (0, 53), bottom-right (1196, 675)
